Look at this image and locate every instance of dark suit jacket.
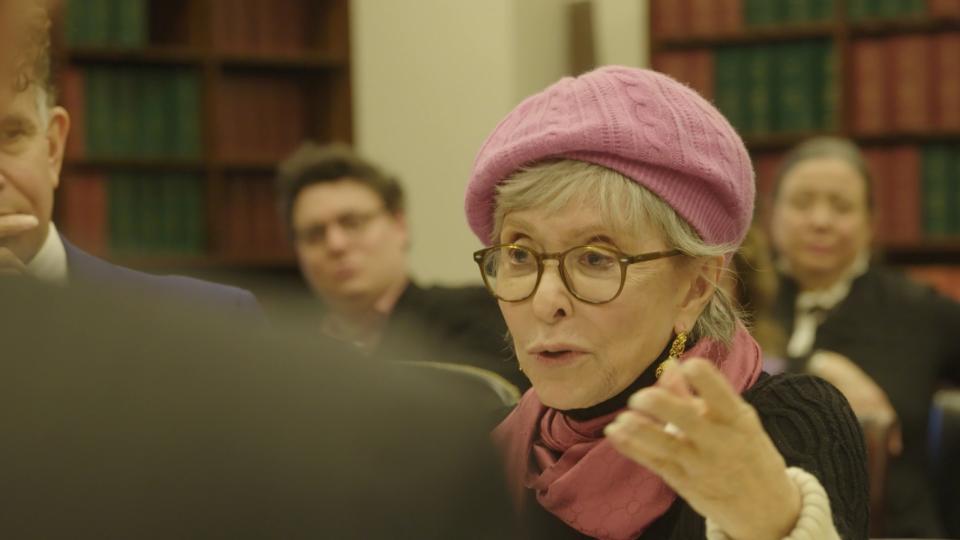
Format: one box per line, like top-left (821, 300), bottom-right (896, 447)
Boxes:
top-left (63, 238), bottom-right (263, 323)
top-left (0, 280), bottom-right (516, 539)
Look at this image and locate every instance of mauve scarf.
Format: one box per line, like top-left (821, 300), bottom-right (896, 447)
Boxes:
top-left (492, 324), bottom-right (763, 540)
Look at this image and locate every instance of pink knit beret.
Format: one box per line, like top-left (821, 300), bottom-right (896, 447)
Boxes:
top-left (465, 66), bottom-right (755, 248)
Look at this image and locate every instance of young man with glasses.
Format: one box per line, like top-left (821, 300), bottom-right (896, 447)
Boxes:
top-left (278, 142), bottom-right (526, 391)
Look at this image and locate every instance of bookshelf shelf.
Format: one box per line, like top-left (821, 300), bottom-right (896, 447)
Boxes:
top-left (53, 0), bottom-right (348, 271)
top-left (68, 47), bottom-right (203, 66)
top-left (217, 53), bottom-right (346, 71)
top-left (850, 16), bottom-right (960, 37)
top-left (655, 24), bottom-right (835, 51)
top-left (67, 159), bottom-right (206, 173)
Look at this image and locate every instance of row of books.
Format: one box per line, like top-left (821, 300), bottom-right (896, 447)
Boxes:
top-left (59, 173), bottom-right (205, 256)
top-left (221, 176), bottom-right (289, 257)
top-left (852, 33), bottom-right (960, 134)
top-left (754, 143), bottom-right (960, 245)
top-left (211, 0), bottom-right (311, 55)
top-left (653, 0), bottom-right (960, 38)
top-left (215, 76), bottom-right (307, 162)
top-left (656, 41), bottom-right (838, 136)
top-left (60, 67), bottom-right (201, 160)
top-left (65, 0), bottom-right (147, 48)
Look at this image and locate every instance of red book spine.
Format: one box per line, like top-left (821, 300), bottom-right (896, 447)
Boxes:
top-left (889, 35), bottom-right (933, 133)
top-left (928, 0), bottom-right (960, 18)
top-left (84, 173), bottom-right (108, 256)
top-left (651, 0), bottom-right (690, 39)
top-left (934, 33), bottom-right (960, 131)
top-left (861, 147), bottom-right (890, 242)
top-left (689, 0), bottom-right (718, 37)
top-left (884, 145), bottom-right (922, 244)
top-left (717, 0), bottom-right (744, 35)
top-left (653, 52), bottom-right (689, 82)
top-left (60, 67), bottom-right (85, 159)
top-left (852, 39), bottom-right (889, 134)
top-left (752, 151), bottom-right (784, 223)
top-left (688, 49), bottom-right (715, 102)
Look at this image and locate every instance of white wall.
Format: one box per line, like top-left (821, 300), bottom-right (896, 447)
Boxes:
top-left (352, 0), bottom-right (650, 285)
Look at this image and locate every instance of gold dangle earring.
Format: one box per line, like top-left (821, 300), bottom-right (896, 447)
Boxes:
top-left (656, 331), bottom-right (687, 379)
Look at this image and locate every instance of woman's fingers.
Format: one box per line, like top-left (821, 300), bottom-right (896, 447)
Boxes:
top-left (679, 358), bottom-right (744, 424)
top-left (627, 387), bottom-right (710, 441)
top-left (605, 412), bottom-right (691, 483)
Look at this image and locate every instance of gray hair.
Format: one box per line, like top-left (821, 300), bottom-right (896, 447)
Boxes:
top-left (492, 160), bottom-right (740, 344)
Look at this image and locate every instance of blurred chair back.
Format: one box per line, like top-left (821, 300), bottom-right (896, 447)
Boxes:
top-left (403, 361), bottom-right (521, 409)
top-left (929, 388), bottom-right (960, 538)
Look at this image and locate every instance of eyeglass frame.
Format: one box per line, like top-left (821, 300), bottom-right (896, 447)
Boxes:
top-left (292, 208), bottom-right (388, 246)
top-left (472, 243), bottom-right (684, 305)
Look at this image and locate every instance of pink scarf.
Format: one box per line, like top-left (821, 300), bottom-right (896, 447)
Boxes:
top-left (492, 324), bottom-right (763, 540)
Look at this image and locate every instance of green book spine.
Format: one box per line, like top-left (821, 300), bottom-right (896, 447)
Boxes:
top-left (875, 0), bottom-right (903, 17)
top-left (818, 42), bottom-right (840, 131)
top-left (783, 0), bottom-right (815, 23)
top-left (84, 68), bottom-right (109, 159)
top-left (715, 46), bottom-right (749, 134)
top-left (951, 145), bottom-right (960, 235)
top-left (112, 0), bottom-right (148, 48)
top-left (746, 47), bottom-right (775, 135)
top-left (904, 0), bottom-right (926, 16)
top-left (108, 174), bottom-right (135, 253)
top-left (847, 0), bottom-right (872, 20)
top-left (160, 73), bottom-right (180, 158)
top-left (183, 175), bottom-right (205, 254)
top-left (65, 0), bottom-right (90, 46)
top-left (114, 69), bottom-right (138, 158)
top-left (813, 0), bottom-right (836, 20)
top-left (174, 70), bottom-right (202, 159)
top-left (775, 42), bottom-right (816, 133)
top-left (87, 0), bottom-right (112, 46)
top-left (922, 144), bottom-right (951, 237)
top-left (744, 0), bottom-right (781, 26)
top-left (138, 69), bottom-right (165, 159)
top-left (139, 175), bottom-right (163, 253)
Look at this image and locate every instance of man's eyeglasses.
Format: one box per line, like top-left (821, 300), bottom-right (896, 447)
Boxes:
top-left (294, 209), bottom-right (385, 246)
top-left (473, 244), bottom-right (683, 304)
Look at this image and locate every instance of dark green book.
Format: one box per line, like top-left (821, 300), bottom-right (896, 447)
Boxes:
top-left (847, 0), bottom-right (874, 20)
top-left (903, 0), bottom-right (927, 16)
top-left (922, 144), bottom-right (952, 237)
top-left (111, 0), bottom-right (148, 48)
top-left (783, 0), bottom-right (815, 23)
top-left (113, 69), bottom-right (139, 158)
top-left (775, 42), bottom-right (818, 133)
top-left (65, 0), bottom-right (90, 46)
top-left (86, 0), bottom-right (113, 46)
top-left (181, 175), bottom-right (205, 254)
top-left (715, 46), bottom-right (750, 134)
top-left (160, 72), bottom-right (181, 157)
top-left (950, 144), bottom-right (960, 235)
top-left (174, 70), bottom-right (202, 159)
top-left (84, 68), bottom-right (110, 159)
top-left (817, 42), bottom-right (840, 131)
top-left (812, 0), bottom-right (836, 20)
top-left (745, 0), bottom-right (781, 26)
top-left (138, 69), bottom-right (167, 159)
top-left (746, 47), bottom-right (776, 135)
top-left (139, 175), bottom-right (164, 252)
top-left (108, 174), bottom-right (136, 253)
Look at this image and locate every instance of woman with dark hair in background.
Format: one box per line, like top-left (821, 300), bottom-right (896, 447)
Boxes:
top-left (769, 136), bottom-right (960, 537)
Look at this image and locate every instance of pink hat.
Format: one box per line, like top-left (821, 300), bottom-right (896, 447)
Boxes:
top-left (465, 66), bottom-right (754, 247)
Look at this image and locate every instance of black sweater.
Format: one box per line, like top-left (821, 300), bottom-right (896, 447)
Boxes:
top-left (519, 372), bottom-right (870, 539)
top-left (775, 265), bottom-right (960, 538)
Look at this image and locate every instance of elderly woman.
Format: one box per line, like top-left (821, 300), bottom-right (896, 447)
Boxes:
top-left (464, 67), bottom-right (868, 539)
top-left (770, 137), bottom-right (960, 538)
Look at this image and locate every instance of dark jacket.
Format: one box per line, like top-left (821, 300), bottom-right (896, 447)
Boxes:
top-left (63, 238), bottom-right (264, 324)
top-left (375, 282), bottom-right (527, 391)
top-left (775, 264), bottom-right (960, 538)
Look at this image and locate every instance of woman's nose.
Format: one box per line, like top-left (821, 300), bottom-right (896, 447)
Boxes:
top-left (530, 262), bottom-right (572, 323)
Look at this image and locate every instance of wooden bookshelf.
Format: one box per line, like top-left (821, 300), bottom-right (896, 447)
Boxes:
top-left (51, 0), bottom-right (350, 270)
top-left (650, 0), bottom-right (960, 273)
